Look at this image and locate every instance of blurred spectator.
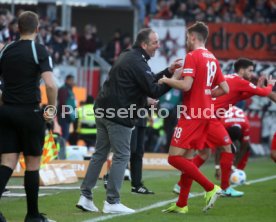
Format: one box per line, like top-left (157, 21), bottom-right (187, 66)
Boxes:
top-left (77, 95), bottom-right (96, 150)
top-left (78, 24), bottom-right (102, 59)
top-left (0, 9), bottom-right (9, 43)
top-left (122, 33), bottom-right (132, 50)
top-left (70, 26), bottom-right (78, 51)
top-left (102, 29), bottom-right (123, 65)
top-left (57, 74), bottom-right (76, 141)
top-left (134, 0), bottom-right (157, 27)
top-left (155, 0), bottom-right (173, 19)
top-left (267, 0), bottom-right (276, 22)
top-left (62, 30), bottom-right (78, 65)
top-left (48, 29), bottom-right (67, 64)
top-left (37, 25), bottom-right (51, 45)
top-left (8, 18), bottom-right (19, 41)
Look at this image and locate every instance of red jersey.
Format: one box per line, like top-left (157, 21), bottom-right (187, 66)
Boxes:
top-left (213, 74), bottom-right (273, 111)
top-left (221, 106), bottom-right (250, 142)
top-left (181, 48), bottom-right (225, 119)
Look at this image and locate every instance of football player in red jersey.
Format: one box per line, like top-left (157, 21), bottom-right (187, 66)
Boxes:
top-left (159, 21), bottom-right (229, 213)
top-left (214, 58), bottom-right (274, 111)
top-left (215, 106), bottom-right (251, 179)
top-left (176, 58), bottom-right (276, 198)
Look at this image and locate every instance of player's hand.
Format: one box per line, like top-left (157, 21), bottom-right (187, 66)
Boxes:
top-left (268, 75), bottom-right (276, 86)
top-left (147, 97), bottom-right (159, 106)
top-left (43, 105), bottom-right (57, 123)
top-left (158, 75), bottom-right (168, 84)
top-left (43, 112), bottom-right (55, 123)
top-left (172, 67), bottom-right (183, 80)
top-left (215, 169), bottom-right (221, 180)
top-left (257, 75), bottom-right (266, 87)
top-left (168, 58), bottom-right (183, 74)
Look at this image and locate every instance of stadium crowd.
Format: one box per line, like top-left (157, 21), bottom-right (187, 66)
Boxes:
top-left (135, 0), bottom-right (276, 26)
top-left (0, 0), bottom-right (275, 65)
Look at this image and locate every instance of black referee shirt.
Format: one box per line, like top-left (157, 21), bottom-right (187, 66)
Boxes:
top-left (0, 40), bottom-right (52, 105)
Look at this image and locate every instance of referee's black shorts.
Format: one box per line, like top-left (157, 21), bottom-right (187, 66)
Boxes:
top-left (0, 104), bottom-right (45, 156)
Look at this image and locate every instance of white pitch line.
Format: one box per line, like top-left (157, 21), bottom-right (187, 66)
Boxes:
top-left (82, 174), bottom-right (276, 222)
top-left (243, 175), bottom-right (276, 184)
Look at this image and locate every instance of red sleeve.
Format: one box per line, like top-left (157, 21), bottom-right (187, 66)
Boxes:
top-left (182, 53), bottom-right (196, 78)
top-left (213, 60), bottom-right (225, 86)
top-left (239, 92), bottom-right (254, 100)
top-left (238, 78), bottom-right (273, 96)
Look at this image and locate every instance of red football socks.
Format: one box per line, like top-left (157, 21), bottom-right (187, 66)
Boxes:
top-left (168, 156), bottom-right (214, 192)
top-left (176, 155), bottom-right (206, 207)
top-left (220, 152), bottom-right (234, 190)
top-left (177, 172), bottom-right (192, 207)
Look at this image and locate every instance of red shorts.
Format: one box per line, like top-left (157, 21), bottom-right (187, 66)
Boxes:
top-left (205, 119), bottom-right (232, 148)
top-left (272, 133), bottom-right (276, 151)
top-left (170, 119), bottom-right (210, 150)
top-left (170, 118), bottom-right (232, 150)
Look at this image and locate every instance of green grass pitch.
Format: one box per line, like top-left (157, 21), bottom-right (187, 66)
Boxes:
top-left (1, 157), bottom-right (276, 222)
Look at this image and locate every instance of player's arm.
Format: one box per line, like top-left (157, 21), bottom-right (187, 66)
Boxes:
top-left (211, 60), bottom-right (229, 97)
top-left (158, 76), bottom-right (194, 92)
top-left (268, 91), bottom-right (276, 103)
top-left (42, 71), bottom-right (57, 107)
top-left (158, 53), bottom-right (195, 91)
top-left (37, 44), bottom-right (58, 119)
top-left (214, 148), bottom-right (222, 180)
top-left (211, 81), bottom-right (229, 97)
top-left (234, 141), bottom-right (250, 167)
top-left (154, 58), bottom-right (183, 80)
top-left (239, 76), bottom-right (276, 97)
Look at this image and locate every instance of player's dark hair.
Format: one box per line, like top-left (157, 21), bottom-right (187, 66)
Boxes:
top-left (187, 21), bottom-right (209, 43)
top-left (234, 58), bottom-right (254, 73)
top-left (133, 28), bottom-right (154, 47)
top-left (227, 126), bottom-right (243, 141)
top-left (18, 11), bottom-right (39, 34)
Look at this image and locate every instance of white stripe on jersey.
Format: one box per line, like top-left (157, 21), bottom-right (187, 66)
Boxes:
top-left (183, 69), bottom-right (193, 73)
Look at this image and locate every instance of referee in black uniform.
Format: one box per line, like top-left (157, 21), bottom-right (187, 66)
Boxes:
top-left (0, 11), bottom-right (57, 222)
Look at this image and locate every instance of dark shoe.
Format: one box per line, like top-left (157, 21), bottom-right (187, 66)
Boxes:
top-left (0, 212), bottom-right (7, 222)
top-left (131, 185), bottom-right (154, 194)
top-left (24, 213), bottom-right (56, 222)
top-left (103, 173), bottom-right (108, 190)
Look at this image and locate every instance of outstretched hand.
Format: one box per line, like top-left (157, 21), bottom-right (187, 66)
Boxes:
top-left (172, 67), bottom-right (183, 80)
top-left (168, 58), bottom-right (183, 74)
top-left (268, 75), bottom-right (276, 86)
top-left (257, 75), bottom-right (266, 87)
top-left (158, 75), bottom-right (168, 84)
